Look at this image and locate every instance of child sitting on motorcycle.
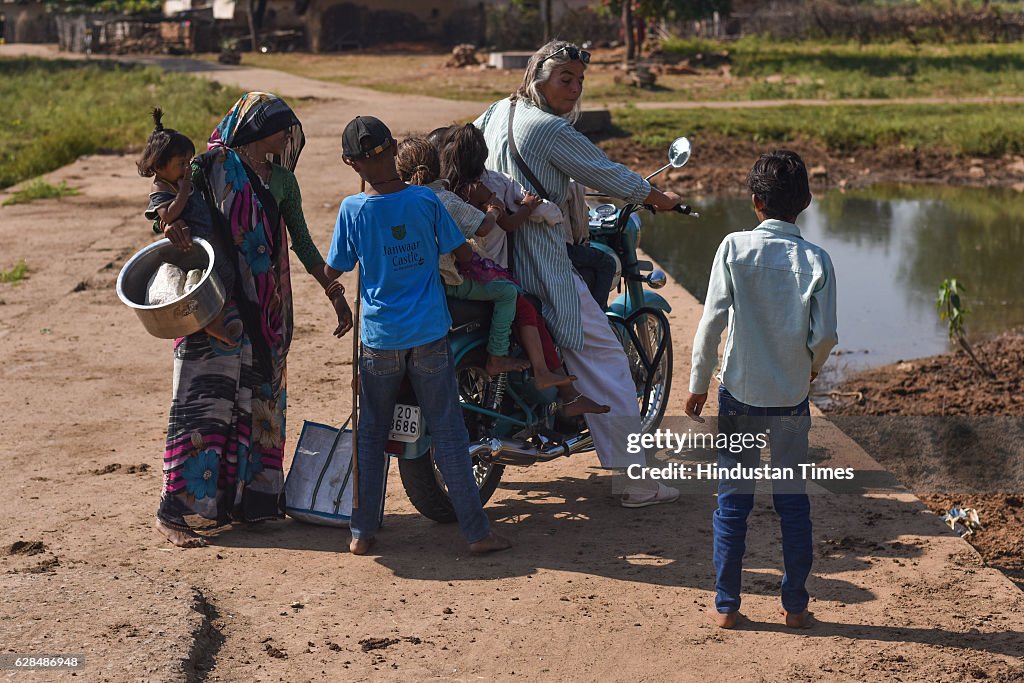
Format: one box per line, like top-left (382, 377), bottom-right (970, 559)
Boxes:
top-left (323, 115), bottom-right (511, 556)
top-left (441, 123), bottom-right (615, 310)
top-left (397, 137), bottom-right (609, 417)
top-left (441, 124), bottom-right (564, 269)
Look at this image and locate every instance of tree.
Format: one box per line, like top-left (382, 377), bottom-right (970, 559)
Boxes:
top-left (600, 0), bottom-right (732, 62)
top-left (540, 0), bottom-right (552, 42)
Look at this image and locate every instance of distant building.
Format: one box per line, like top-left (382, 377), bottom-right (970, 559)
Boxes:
top-left (1, 0), bottom-right (54, 43)
top-left (158, 0), bottom-right (597, 52)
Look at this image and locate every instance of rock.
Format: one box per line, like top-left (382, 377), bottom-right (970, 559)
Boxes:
top-left (765, 74), bottom-right (784, 84)
top-left (809, 165), bottom-right (828, 179)
top-left (445, 44), bottom-right (479, 69)
top-left (968, 166), bottom-right (986, 178)
top-left (629, 65), bottom-right (657, 89)
top-left (1006, 159), bottom-right (1024, 174)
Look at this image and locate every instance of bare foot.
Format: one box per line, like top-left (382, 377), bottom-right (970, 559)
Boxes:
top-left (349, 537), bottom-right (376, 555)
top-left (155, 518), bottom-right (207, 548)
top-left (468, 531), bottom-right (512, 555)
top-left (779, 607), bottom-right (813, 629)
top-left (533, 369), bottom-right (576, 390)
top-left (559, 393), bottom-right (611, 417)
top-left (486, 355), bottom-right (530, 376)
top-left (706, 606), bottom-right (739, 629)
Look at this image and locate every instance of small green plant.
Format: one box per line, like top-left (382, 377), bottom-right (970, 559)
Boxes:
top-left (937, 278), bottom-right (995, 379)
top-left (0, 260), bottom-right (29, 283)
top-left (2, 179), bottom-right (80, 206)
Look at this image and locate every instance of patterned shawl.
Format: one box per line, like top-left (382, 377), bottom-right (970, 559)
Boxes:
top-left (200, 92), bottom-right (304, 369)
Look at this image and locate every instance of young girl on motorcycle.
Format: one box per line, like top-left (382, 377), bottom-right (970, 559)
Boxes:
top-left (396, 137), bottom-right (608, 417)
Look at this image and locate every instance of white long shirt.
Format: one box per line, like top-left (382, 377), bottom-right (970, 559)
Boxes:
top-left (689, 219), bottom-right (839, 407)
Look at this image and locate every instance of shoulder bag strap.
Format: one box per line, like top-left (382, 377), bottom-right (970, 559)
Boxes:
top-left (508, 99), bottom-right (550, 201)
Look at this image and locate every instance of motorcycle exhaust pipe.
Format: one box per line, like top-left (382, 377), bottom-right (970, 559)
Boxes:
top-left (468, 433), bottom-right (594, 467)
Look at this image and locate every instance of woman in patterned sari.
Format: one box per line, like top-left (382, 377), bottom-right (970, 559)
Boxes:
top-left (155, 92), bottom-right (352, 547)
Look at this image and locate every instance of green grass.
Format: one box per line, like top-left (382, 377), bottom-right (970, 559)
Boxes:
top-left (2, 179), bottom-right (80, 206)
top-left (0, 57), bottom-right (239, 189)
top-left (612, 102), bottom-right (1024, 157)
top-left (0, 260), bottom-right (29, 284)
top-left (660, 38), bottom-right (1024, 101)
top-left (220, 41), bottom-right (1024, 106)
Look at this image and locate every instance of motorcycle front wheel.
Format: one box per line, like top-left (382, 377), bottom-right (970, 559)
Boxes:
top-left (611, 307), bottom-right (673, 434)
top-left (398, 348), bottom-right (505, 523)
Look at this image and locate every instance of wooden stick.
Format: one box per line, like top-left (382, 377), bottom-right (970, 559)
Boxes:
top-left (350, 177), bottom-right (365, 509)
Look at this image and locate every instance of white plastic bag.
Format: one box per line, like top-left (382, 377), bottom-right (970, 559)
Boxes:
top-left (145, 262), bottom-right (186, 305)
top-left (285, 419), bottom-right (387, 527)
top-left (183, 268), bottom-right (204, 294)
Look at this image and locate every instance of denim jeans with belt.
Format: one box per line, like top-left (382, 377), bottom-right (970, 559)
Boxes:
top-left (713, 385), bottom-right (812, 615)
top-left (351, 337), bottom-right (491, 544)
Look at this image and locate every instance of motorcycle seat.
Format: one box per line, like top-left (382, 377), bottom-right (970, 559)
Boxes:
top-left (447, 296), bottom-right (493, 336)
top-left (447, 292), bottom-right (546, 336)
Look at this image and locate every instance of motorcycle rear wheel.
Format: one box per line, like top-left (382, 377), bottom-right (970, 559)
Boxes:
top-left (398, 348), bottom-right (505, 523)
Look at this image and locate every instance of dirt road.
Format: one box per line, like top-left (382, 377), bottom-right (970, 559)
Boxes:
top-left (1, 55), bottom-right (1022, 681)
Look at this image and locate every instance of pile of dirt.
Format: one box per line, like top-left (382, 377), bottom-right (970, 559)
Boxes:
top-left (823, 330), bottom-right (1024, 589)
top-left (824, 330), bottom-right (1024, 417)
top-left (600, 134), bottom-right (1024, 196)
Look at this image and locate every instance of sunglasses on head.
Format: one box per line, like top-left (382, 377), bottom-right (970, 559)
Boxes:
top-left (536, 44), bottom-right (591, 71)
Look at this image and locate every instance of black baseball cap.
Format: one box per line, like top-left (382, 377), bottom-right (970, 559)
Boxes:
top-left (342, 115), bottom-right (394, 160)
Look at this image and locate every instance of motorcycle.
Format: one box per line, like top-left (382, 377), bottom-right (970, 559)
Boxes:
top-left (388, 137), bottom-right (698, 522)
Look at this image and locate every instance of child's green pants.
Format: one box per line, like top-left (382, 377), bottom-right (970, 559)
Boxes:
top-left (445, 278), bottom-right (518, 357)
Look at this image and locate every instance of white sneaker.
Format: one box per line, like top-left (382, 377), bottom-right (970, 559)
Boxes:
top-left (620, 482), bottom-right (680, 508)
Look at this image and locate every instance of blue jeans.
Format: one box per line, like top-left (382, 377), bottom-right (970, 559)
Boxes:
top-left (351, 337), bottom-right (491, 544)
top-left (713, 385), bottom-right (812, 615)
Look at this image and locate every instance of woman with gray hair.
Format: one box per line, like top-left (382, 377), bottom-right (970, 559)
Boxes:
top-left (474, 40), bottom-right (682, 507)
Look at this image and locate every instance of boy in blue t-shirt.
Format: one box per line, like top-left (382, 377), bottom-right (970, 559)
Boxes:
top-left (324, 116), bottom-right (511, 556)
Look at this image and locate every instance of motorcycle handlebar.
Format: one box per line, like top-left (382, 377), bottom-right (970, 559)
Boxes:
top-left (641, 203), bottom-right (700, 218)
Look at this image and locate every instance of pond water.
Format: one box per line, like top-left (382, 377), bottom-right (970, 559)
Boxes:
top-left (641, 184), bottom-right (1024, 381)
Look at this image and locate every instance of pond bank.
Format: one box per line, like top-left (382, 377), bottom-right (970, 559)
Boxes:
top-left (823, 330), bottom-right (1024, 590)
top-left (602, 133), bottom-right (1024, 197)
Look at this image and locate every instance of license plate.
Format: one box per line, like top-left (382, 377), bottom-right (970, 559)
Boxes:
top-left (388, 403), bottom-right (421, 443)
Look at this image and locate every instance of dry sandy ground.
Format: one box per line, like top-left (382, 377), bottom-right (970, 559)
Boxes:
top-left (1, 55), bottom-right (1023, 682)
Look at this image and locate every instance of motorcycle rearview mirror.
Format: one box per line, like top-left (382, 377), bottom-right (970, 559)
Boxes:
top-left (645, 136), bottom-right (693, 181)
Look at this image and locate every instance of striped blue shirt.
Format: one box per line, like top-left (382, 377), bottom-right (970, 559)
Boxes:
top-left (474, 97), bottom-right (651, 350)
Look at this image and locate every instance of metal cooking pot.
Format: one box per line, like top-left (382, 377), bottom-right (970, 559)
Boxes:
top-left (116, 237), bottom-right (227, 339)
